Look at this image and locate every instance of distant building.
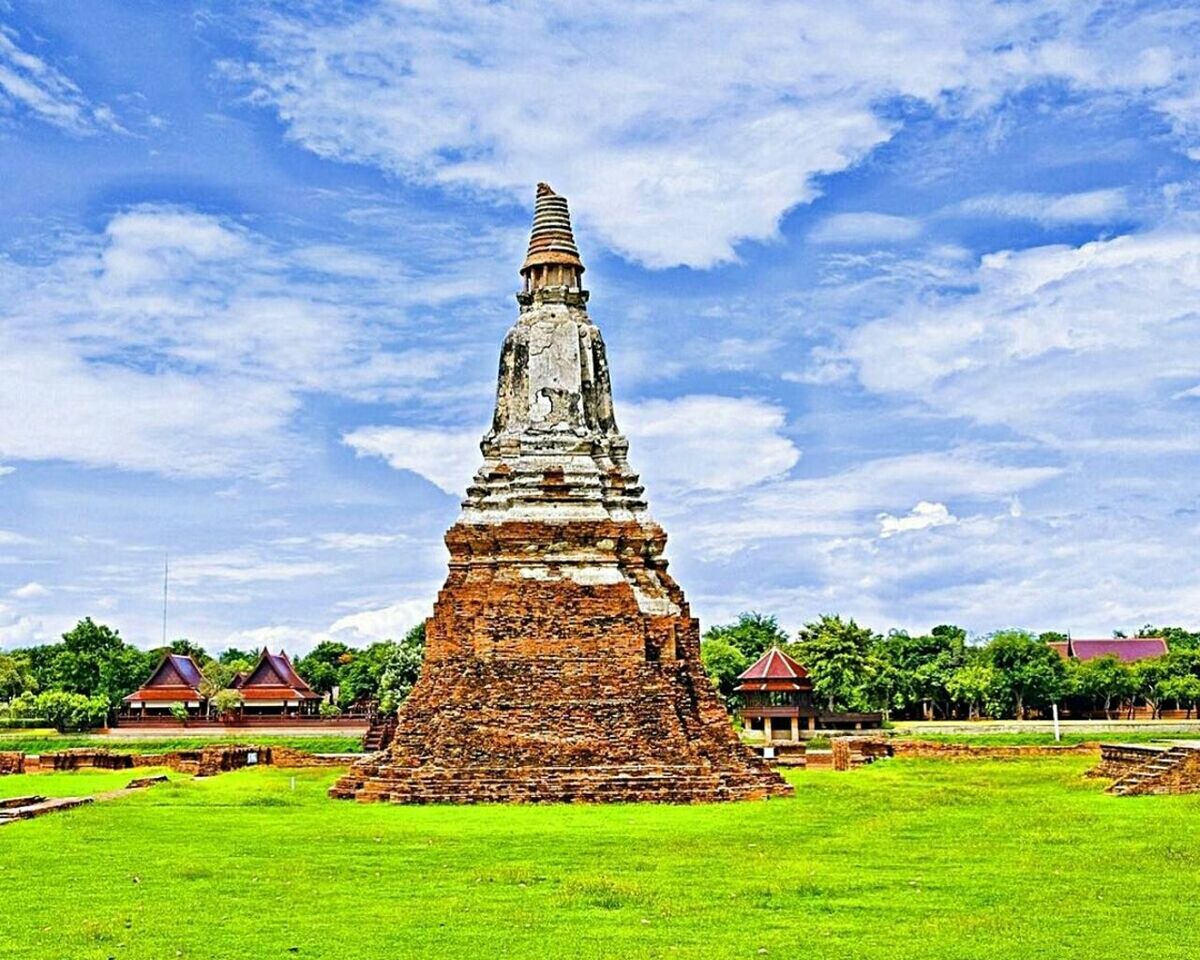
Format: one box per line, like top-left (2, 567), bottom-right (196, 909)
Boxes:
top-left (1049, 637), bottom-right (1168, 663)
top-left (231, 648), bottom-right (322, 716)
top-left (122, 653), bottom-right (205, 717)
top-left (735, 647), bottom-right (882, 741)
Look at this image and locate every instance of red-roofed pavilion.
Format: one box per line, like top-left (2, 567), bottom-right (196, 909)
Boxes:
top-left (1047, 637), bottom-right (1168, 663)
top-left (735, 647), bottom-right (882, 741)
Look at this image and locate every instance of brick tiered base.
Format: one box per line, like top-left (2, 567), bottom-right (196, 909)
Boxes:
top-left (330, 520), bottom-right (790, 804)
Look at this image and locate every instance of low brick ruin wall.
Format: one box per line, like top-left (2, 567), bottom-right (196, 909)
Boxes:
top-left (891, 741), bottom-right (1097, 760)
top-left (271, 747), bottom-right (359, 768)
top-left (0, 752), bottom-right (24, 775)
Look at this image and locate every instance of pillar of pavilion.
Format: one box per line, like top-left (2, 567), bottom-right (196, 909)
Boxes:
top-left (330, 184), bottom-right (790, 804)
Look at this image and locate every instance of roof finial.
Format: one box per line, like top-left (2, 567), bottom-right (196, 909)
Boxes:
top-left (521, 182), bottom-right (584, 292)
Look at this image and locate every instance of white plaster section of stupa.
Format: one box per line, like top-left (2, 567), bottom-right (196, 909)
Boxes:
top-left (457, 184), bottom-right (679, 616)
top-left (460, 184), bottom-right (650, 527)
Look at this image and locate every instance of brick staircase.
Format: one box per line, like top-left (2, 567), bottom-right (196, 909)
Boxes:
top-left (362, 714), bottom-right (397, 753)
top-left (1108, 745), bottom-right (1200, 796)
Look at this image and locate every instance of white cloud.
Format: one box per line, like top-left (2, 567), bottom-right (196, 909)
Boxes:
top-left (623, 396), bottom-right (800, 493)
top-left (327, 599), bottom-right (431, 642)
top-left (878, 501), bottom-right (958, 538)
top-left (170, 549), bottom-right (336, 585)
top-left (841, 230), bottom-right (1200, 447)
top-left (0, 205), bottom-right (486, 478)
top-left (0, 530), bottom-right (35, 546)
top-left (227, 2), bottom-right (1200, 268)
top-left (314, 532), bottom-right (407, 551)
top-left (954, 188), bottom-right (1129, 225)
top-left (343, 425), bottom-right (482, 496)
top-left (0, 602), bottom-right (44, 649)
top-left (0, 27), bottom-right (121, 134)
top-left (10, 581), bottom-right (49, 599)
top-left (809, 213), bottom-right (922, 245)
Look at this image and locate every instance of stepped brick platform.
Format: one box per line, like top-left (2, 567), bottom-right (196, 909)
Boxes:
top-left (331, 185), bottom-right (788, 805)
top-left (1095, 743), bottom-right (1200, 795)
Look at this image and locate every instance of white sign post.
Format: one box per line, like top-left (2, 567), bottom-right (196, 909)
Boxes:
top-left (1052, 703), bottom-right (1061, 743)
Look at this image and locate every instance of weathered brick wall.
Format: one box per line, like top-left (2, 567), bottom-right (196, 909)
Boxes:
top-left (331, 519), bottom-right (790, 804)
top-left (1085, 743), bottom-right (1160, 779)
top-left (891, 741), bottom-right (1097, 761)
top-left (0, 751), bottom-right (24, 775)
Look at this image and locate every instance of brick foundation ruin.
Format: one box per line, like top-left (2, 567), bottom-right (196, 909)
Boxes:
top-left (331, 185), bottom-right (788, 804)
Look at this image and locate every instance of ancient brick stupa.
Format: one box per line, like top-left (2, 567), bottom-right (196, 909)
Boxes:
top-left (331, 184), bottom-right (790, 803)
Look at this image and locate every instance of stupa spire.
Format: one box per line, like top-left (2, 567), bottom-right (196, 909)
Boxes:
top-left (521, 182), bottom-right (584, 292)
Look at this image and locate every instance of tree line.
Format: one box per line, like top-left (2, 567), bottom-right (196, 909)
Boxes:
top-left (0, 617), bottom-right (426, 730)
top-left (700, 613), bottom-right (1200, 721)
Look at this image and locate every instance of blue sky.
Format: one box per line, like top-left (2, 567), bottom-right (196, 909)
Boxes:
top-left (2, 1), bottom-right (1199, 652)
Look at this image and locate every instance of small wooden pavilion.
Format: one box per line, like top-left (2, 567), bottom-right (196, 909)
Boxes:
top-left (231, 648), bottom-right (322, 717)
top-left (122, 653), bottom-right (206, 718)
top-left (736, 647), bottom-right (882, 740)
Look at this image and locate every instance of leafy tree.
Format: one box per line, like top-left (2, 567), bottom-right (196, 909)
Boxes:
top-left (52, 618), bottom-right (154, 707)
top-left (210, 688), bottom-right (243, 719)
top-left (169, 702), bottom-right (190, 723)
top-left (946, 662), bottom-right (996, 720)
top-left (1069, 655), bottom-right (1134, 719)
top-left (1136, 625), bottom-right (1200, 650)
top-left (985, 630), bottom-right (1066, 718)
top-left (701, 612), bottom-right (789, 661)
top-left (295, 641), bottom-right (353, 697)
top-left (794, 614), bottom-right (877, 712)
top-left (378, 624), bottom-right (426, 712)
top-left (199, 660), bottom-right (239, 706)
top-left (0, 652), bottom-right (36, 700)
top-left (1160, 674), bottom-right (1200, 718)
top-left (873, 627), bottom-right (967, 719)
top-left (35, 691), bottom-right (110, 732)
top-left (1131, 657), bottom-right (1171, 718)
top-left (153, 639), bottom-right (212, 664)
top-left (218, 647), bottom-right (257, 666)
top-left (699, 636), bottom-right (749, 706)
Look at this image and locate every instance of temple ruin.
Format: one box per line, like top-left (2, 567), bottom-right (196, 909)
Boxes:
top-left (330, 184), bottom-right (790, 803)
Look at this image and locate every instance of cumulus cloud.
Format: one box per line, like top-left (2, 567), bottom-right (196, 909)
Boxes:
top-left (0, 205), bottom-right (486, 478)
top-left (226, 1), bottom-right (1200, 268)
top-left (878, 501), bottom-right (958, 538)
top-left (841, 230), bottom-right (1200, 447)
top-left (623, 396), bottom-right (800, 494)
top-left (10, 582), bottom-right (49, 599)
top-left (343, 425), bottom-right (482, 496)
top-left (0, 27), bottom-right (121, 134)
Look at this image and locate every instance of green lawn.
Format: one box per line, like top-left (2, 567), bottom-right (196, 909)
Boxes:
top-left (0, 766), bottom-right (179, 800)
top-left (0, 733), bottom-right (364, 754)
top-left (1, 757), bottom-right (1197, 960)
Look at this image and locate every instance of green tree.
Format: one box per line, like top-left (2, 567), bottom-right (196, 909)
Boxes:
top-left (946, 661), bottom-right (996, 720)
top-left (794, 614), bottom-right (877, 712)
top-left (1159, 674), bottom-right (1200, 718)
top-left (699, 636), bottom-right (749, 706)
top-left (152, 639), bottom-right (212, 665)
top-left (295, 641), bottom-right (353, 697)
top-left (1136, 625), bottom-right (1200, 650)
top-left (1131, 657), bottom-right (1171, 718)
top-left (873, 627), bottom-right (967, 719)
top-left (52, 618), bottom-right (154, 706)
top-left (35, 691), bottom-right (110, 732)
top-left (378, 624), bottom-right (426, 712)
top-left (217, 647), bottom-right (257, 667)
top-left (0, 652), bottom-right (36, 700)
top-left (985, 630), bottom-right (1066, 718)
top-left (1069, 655), bottom-right (1133, 719)
top-left (210, 688), bottom-right (243, 719)
top-left (701, 612), bottom-right (789, 661)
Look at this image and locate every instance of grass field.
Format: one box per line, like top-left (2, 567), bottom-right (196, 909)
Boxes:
top-left (1, 756), bottom-right (1198, 960)
top-left (890, 730), bottom-right (1200, 746)
top-left (0, 733), bottom-right (364, 754)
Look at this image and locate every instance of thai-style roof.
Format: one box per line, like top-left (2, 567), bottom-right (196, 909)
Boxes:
top-left (734, 647), bottom-right (813, 693)
top-left (521, 182), bottom-right (584, 275)
top-left (122, 653), bottom-right (204, 703)
top-left (1047, 641), bottom-right (1070, 660)
top-left (232, 648), bottom-right (321, 701)
top-left (1067, 637), bottom-right (1168, 663)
